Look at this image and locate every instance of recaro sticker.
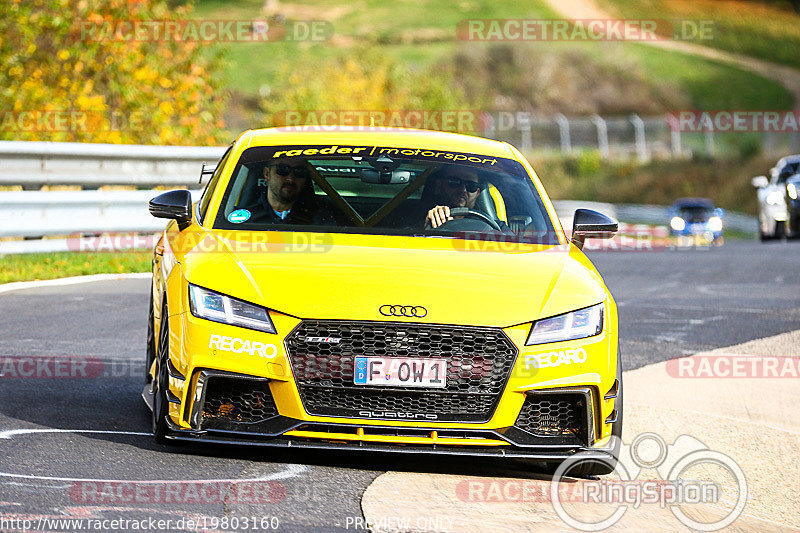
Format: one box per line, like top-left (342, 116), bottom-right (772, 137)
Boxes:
top-left (209, 334), bottom-right (277, 358)
top-left (228, 209), bottom-right (251, 223)
top-left (525, 347), bottom-right (587, 369)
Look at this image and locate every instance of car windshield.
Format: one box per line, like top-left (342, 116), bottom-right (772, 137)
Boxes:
top-left (677, 206), bottom-right (713, 221)
top-left (778, 161), bottom-right (800, 181)
top-left (213, 144), bottom-right (559, 244)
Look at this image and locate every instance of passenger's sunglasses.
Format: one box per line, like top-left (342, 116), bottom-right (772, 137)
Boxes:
top-left (445, 176), bottom-right (482, 193)
top-left (273, 164), bottom-right (310, 179)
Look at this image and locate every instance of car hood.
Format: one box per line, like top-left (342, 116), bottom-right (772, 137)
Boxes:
top-left (183, 232), bottom-right (608, 327)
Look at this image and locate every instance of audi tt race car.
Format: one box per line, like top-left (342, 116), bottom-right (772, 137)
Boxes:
top-left (144, 127), bottom-right (622, 474)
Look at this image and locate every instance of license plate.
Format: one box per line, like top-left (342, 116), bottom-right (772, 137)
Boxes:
top-left (353, 357), bottom-right (446, 388)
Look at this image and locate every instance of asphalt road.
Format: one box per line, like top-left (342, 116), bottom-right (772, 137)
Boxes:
top-left (0, 240), bottom-right (798, 532)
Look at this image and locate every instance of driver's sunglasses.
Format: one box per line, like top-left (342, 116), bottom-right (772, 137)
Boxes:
top-left (274, 163), bottom-right (310, 179)
top-left (445, 176), bottom-right (482, 193)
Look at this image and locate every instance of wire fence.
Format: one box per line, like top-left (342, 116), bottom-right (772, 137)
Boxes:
top-left (483, 113), bottom-right (800, 160)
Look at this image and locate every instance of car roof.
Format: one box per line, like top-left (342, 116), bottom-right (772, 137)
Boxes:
top-left (671, 197), bottom-right (715, 208)
top-left (235, 127), bottom-right (518, 159)
top-left (776, 154), bottom-right (800, 169)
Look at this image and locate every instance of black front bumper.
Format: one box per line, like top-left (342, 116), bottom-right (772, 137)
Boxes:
top-left (162, 417), bottom-right (615, 461)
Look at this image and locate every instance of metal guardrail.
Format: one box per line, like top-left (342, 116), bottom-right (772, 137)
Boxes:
top-left (0, 140), bottom-right (759, 254)
top-left (0, 190), bottom-right (200, 238)
top-left (0, 190), bottom-right (201, 254)
top-left (0, 140), bottom-right (226, 188)
top-left (614, 204), bottom-right (758, 233)
top-left (0, 192), bottom-right (758, 255)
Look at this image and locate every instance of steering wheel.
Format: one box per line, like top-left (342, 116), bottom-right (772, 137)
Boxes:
top-left (425, 207), bottom-right (502, 231)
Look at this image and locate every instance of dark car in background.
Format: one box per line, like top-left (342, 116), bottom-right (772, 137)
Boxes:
top-left (668, 198), bottom-right (724, 245)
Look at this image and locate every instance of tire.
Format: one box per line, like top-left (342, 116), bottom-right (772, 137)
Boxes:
top-left (524, 350), bottom-right (623, 478)
top-left (145, 286), bottom-right (156, 385)
top-left (774, 221), bottom-right (786, 240)
top-left (568, 350), bottom-right (623, 477)
top-left (152, 304), bottom-right (172, 444)
top-left (789, 216), bottom-right (800, 239)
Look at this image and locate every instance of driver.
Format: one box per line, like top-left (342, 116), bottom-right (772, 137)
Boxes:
top-left (424, 166), bottom-right (483, 228)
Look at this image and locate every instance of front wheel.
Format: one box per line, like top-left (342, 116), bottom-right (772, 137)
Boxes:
top-left (789, 216), bottom-right (800, 239)
top-left (152, 306), bottom-right (172, 444)
top-left (530, 349), bottom-right (623, 478)
top-left (145, 287), bottom-right (155, 385)
top-left (774, 221), bottom-right (786, 240)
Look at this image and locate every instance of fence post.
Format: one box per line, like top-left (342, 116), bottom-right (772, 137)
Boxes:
top-left (704, 128), bottom-right (715, 157)
top-left (517, 112), bottom-right (532, 152)
top-left (591, 115), bottom-right (609, 158)
top-left (555, 114), bottom-right (571, 156)
top-left (629, 114), bottom-right (649, 162)
top-left (484, 113), bottom-right (496, 139)
top-left (666, 113), bottom-right (682, 157)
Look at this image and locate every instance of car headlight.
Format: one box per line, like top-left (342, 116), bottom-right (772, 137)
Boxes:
top-left (188, 284), bottom-right (276, 334)
top-left (788, 183), bottom-right (798, 200)
top-left (670, 216), bottom-right (686, 231)
top-left (526, 303), bottom-right (604, 345)
top-left (707, 216), bottom-right (723, 232)
top-left (766, 190), bottom-right (784, 206)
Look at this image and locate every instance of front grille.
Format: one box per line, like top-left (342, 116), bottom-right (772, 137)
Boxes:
top-left (303, 388), bottom-right (497, 417)
top-left (513, 392), bottom-right (588, 444)
top-left (285, 320), bottom-right (518, 422)
top-left (201, 376), bottom-right (279, 429)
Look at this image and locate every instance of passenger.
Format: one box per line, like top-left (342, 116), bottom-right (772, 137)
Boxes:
top-left (423, 165), bottom-right (483, 228)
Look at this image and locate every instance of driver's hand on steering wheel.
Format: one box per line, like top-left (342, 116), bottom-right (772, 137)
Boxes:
top-left (426, 205), bottom-right (453, 228)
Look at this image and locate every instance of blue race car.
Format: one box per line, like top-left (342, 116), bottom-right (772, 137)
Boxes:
top-left (668, 198), bottom-right (724, 245)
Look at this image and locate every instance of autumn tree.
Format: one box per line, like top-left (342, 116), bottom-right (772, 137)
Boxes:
top-left (0, 0), bottom-right (229, 145)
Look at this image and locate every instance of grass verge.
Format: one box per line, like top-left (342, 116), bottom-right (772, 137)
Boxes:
top-left (0, 252), bottom-right (151, 284)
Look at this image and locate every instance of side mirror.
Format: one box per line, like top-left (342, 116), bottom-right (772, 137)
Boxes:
top-left (751, 175), bottom-right (768, 188)
top-left (149, 190), bottom-right (193, 230)
top-left (571, 209), bottom-right (618, 250)
top-left (788, 174), bottom-right (800, 200)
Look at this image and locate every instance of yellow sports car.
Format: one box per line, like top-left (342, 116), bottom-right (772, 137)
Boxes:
top-left (144, 127), bottom-right (622, 475)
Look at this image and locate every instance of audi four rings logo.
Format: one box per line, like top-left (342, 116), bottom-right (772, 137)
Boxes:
top-left (379, 305), bottom-right (427, 317)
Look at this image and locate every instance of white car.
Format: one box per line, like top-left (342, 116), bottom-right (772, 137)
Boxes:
top-left (752, 154), bottom-right (800, 240)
